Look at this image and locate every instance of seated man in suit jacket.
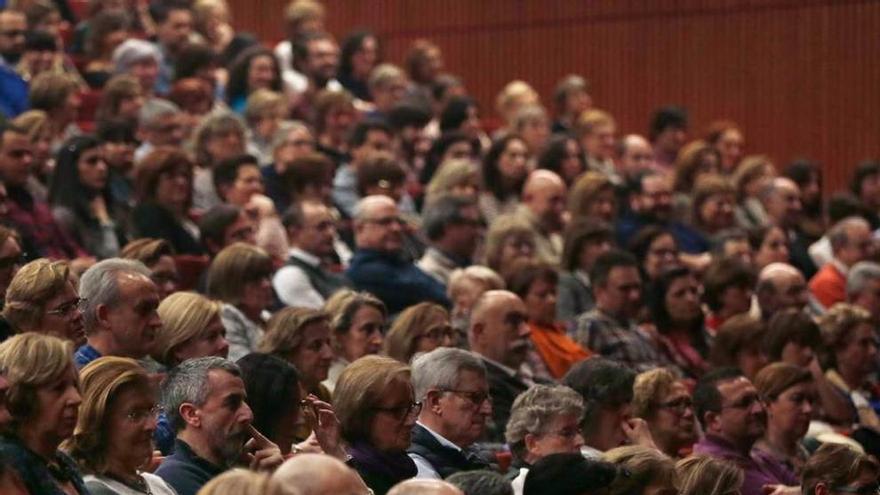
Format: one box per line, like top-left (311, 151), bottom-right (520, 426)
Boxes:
top-left (408, 347), bottom-right (493, 479)
top-left (467, 290), bottom-right (540, 443)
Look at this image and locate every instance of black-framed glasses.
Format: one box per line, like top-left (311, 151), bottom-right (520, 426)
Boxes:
top-left (722, 393), bottom-right (763, 410)
top-left (657, 397), bottom-right (693, 414)
top-left (374, 401), bottom-right (422, 421)
top-left (46, 297), bottom-right (86, 317)
top-left (441, 389), bottom-right (491, 407)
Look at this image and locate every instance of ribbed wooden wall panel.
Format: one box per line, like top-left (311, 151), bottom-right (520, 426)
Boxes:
top-left (230, 0), bottom-right (880, 195)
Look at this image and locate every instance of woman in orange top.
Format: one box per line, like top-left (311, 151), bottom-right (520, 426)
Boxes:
top-left (504, 259), bottom-right (591, 380)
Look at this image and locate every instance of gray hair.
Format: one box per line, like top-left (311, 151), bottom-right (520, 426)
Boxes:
top-left (161, 356), bottom-right (241, 432)
top-left (368, 63), bottom-right (405, 91)
top-left (138, 98), bottom-right (181, 129)
top-left (505, 385), bottom-right (585, 459)
top-left (113, 39), bottom-right (161, 74)
top-left (847, 261), bottom-right (880, 297)
top-left (422, 195), bottom-right (476, 242)
top-left (354, 195), bottom-right (395, 221)
top-left (829, 216), bottom-right (870, 251)
top-left (79, 258), bottom-right (151, 333)
top-left (447, 470), bottom-right (514, 495)
top-left (271, 120), bottom-right (311, 151)
top-left (412, 348), bottom-right (486, 401)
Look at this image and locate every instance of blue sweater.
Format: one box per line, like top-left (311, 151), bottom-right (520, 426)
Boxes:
top-left (346, 248), bottom-right (450, 314)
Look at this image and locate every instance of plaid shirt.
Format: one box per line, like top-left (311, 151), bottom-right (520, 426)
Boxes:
top-left (573, 308), bottom-right (670, 372)
top-left (7, 185), bottom-right (86, 260)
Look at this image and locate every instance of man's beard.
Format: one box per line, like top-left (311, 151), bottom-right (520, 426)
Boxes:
top-left (213, 428), bottom-right (249, 465)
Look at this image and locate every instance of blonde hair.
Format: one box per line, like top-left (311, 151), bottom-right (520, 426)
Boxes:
top-left (206, 243), bottom-right (273, 305)
top-left (447, 266), bottom-right (505, 300)
top-left (574, 108), bottom-right (615, 139)
top-left (631, 368), bottom-right (679, 419)
top-left (603, 445), bottom-right (676, 495)
top-left (368, 63), bottom-right (405, 92)
top-left (495, 80), bottom-right (538, 122)
top-left (244, 89), bottom-right (286, 124)
top-left (482, 215), bottom-right (536, 272)
top-left (120, 238), bottom-right (175, 267)
top-left (64, 357), bottom-right (153, 474)
top-left (334, 355), bottom-right (411, 443)
top-left (198, 468), bottom-right (269, 495)
top-left (568, 171), bottom-right (614, 221)
top-left (3, 259), bottom-right (72, 332)
top-left (259, 307), bottom-right (330, 356)
top-left (154, 292), bottom-right (223, 366)
top-left (676, 455), bottom-right (743, 495)
top-left (382, 303), bottom-right (448, 363)
top-left (425, 159), bottom-right (479, 205)
top-left (820, 303), bottom-right (873, 369)
top-left (11, 110), bottom-right (49, 141)
top-left (0, 332), bottom-right (75, 423)
top-left (732, 155), bottom-right (775, 200)
top-left (284, 0), bottom-right (324, 28)
top-left (323, 289), bottom-right (386, 336)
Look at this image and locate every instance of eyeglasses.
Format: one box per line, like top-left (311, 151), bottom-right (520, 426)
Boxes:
top-left (441, 389), bottom-right (491, 407)
top-left (833, 483), bottom-right (880, 494)
top-left (374, 401), bottom-right (422, 421)
top-left (126, 405), bottom-right (162, 423)
top-left (657, 397), bottom-right (693, 414)
top-left (46, 297), bottom-right (86, 317)
top-left (722, 394), bottom-right (763, 410)
top-left (547, 426), bottom-right (581, 439)
top-left (420, 325), bottom-right (456, 342)
top-left (364, 216), bottom-right (406, 227)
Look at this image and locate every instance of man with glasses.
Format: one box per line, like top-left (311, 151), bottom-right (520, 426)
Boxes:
top-left (347, 195), bottom-right (449, 314)
top-left (274, 200), bottom-right (350, 308)
top-left (693, 367), bottom-right (799, 495)
top-left (74, 259), bottom-right (163, 369)
top-left (418, 195), bottom-right (484, 286)
top-left (134, 99), bottom-right (185, 162)
top-left (810, 216), bottom-right (874, 310)
top-left (409, 347), bottom-right (492, 479)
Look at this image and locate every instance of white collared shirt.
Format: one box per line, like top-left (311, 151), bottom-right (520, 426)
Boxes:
top-left (409, 421), bottom-right (463, 479)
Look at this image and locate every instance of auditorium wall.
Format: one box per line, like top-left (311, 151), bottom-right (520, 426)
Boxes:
top-left (230, 0), bottom-right (880, 195)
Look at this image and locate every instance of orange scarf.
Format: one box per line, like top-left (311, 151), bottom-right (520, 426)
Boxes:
top-left (529, 321), bottom-right (592, 379)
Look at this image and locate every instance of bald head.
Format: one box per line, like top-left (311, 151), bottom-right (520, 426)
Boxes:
top-left (761, 177), bottom-right (802, 228)
top-left (619, 134), bottom-right (655, 179)
top-left (469, 290), bottom-right (530, 368)
top-left (757, 262), bottom-right (808, 317)
top-left (354, 194), bottom-right (403, 252)
top-left (522, 170), bottom-right (567, 232)
top-left (829, 216), bottom-right (873, 267)
top-left (389, 479), bottom-right (464, 495)
top-left (268, 454), bottom-right (367, 495)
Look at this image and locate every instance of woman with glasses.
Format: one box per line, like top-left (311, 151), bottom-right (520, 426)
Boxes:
top-left (753, 363), bottom-right (815, 477)
top-left (483, 215), bottom-right (537, 275)
top-left (631, 368), bottom-right (697, 458)
top-left (335, 355), bottom-right (420, 495)
top-left (628, 226), bottom-right (681, 282)
top-left (3, 259), bottom-right (85, 346)
top-left (0, 333), bottom-right (88, 494)
top-left (505, 384), bottom-right (586, 495)
top-left (50, 135), bottom-right (126, 259)
top-left (64, 356), bottom-right (175, 494)
top-left (383, 302), bottom-right (455, 364)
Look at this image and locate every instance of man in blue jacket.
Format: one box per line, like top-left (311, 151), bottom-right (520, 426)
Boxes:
top-left (346, 195), bottom-right (450, 314)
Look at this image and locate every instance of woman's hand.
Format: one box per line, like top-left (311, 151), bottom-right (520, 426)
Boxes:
top-left (91, 196), bottom-right (110, 224)
top-left (302, 394), bottom-right (347, 460)
top-left (242, 425), bottom-right (284, 472)
top-left (622, 418), bottom-right (657, 450)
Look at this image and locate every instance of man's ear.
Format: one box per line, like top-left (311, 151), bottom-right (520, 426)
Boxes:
top-left (179, 403), bottom-right (201, 428)
top-left (425, 389), bottom-right (444, 414)
top-left (703, 410), bottom-right (720, 434)
top-left (94, 304), bottom-right (111, 329)
top-left (523, 432), bottom-right (539, 457)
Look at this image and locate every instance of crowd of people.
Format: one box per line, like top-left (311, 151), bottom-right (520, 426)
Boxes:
top-left (0, 0), bottom-right (879, 494)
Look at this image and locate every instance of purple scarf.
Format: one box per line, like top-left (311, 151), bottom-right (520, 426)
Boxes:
top-left (348, 441), bottom-right (417, 482)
